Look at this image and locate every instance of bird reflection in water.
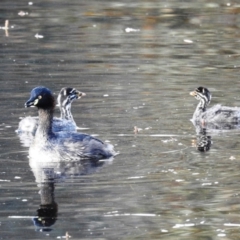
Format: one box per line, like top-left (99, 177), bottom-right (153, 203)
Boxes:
top-left (31, 159), bottom-right (106, 231)
top-left (193, 127), bottom-right (212, 152)
top-left (33, 180), bottom-right (58, 231)
top-left (192, 122), bottom-right (240, 152)
top-left (195, 128), bottom-right (212, 152)
top-left (189, 86), bottom-right (240, 152)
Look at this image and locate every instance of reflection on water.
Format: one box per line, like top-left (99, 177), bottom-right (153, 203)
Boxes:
top-left (193, 127), bottom-right (212, 152)
top-left (31, 158), bottom-right (106, 231)
top-left (33, 181), bottom-right (58, 231)
top-left (2, 0), bottom-right (240, 239)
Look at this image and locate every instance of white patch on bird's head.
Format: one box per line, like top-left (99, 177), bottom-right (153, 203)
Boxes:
top-left (33, 95), bottom-right (42, 105)
top-left (70, 88), bottom-right (76, 94)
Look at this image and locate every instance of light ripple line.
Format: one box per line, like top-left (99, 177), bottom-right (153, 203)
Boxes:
top-left (224, 223), bottom-right (240, 227)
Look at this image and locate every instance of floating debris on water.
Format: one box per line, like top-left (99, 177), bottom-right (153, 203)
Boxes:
top-left (65, 232), bottom-right (71, 240)
top-left (35, 33), bottom-right (44, 39)
top-left (127, 176), bottom-right (144, 179)
top-left (184, 39), bottom-right (193, 43)
top-left (18, 11), bottom-right (29, 16)
top-left (133, 126), bottom-right (142, 134)
top-left (125, 27), bottom-right (140, 33)
top-left (173, 223), bottom-right (195, 228)
top-left (0, 179), bottom-right (10, 182)
top-left (0, 20), bottom-right (9, 36)
top-left (175, 179), bottom-right (184, 182)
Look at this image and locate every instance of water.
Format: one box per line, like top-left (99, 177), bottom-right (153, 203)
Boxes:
top-left (1, 0), bottom-right (240, 239)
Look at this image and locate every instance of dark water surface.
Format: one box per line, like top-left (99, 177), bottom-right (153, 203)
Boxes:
top-left (1, 0), bottom-right (240, 239)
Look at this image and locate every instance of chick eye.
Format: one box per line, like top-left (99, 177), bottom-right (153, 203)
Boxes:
top-left (70, 89), bottom-right (76, 94)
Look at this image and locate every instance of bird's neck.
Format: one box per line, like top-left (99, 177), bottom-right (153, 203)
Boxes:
top-left (36, 108), bottom-right (54, 140)
top-left (60, 103), bottom-right (74, 121)
top-left (192, 99), bottom-right (207, 121)
top-left (39, 182), bottom-right (55, 205)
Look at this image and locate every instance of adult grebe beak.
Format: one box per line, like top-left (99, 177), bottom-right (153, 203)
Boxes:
top-left (25, 95), bottom-right (41, 107)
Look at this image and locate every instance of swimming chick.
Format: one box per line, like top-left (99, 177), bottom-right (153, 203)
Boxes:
top-left (17, 87), bottom-right (85, 135)
top-left (190, 86), bottom-right (240, 125)
top-left (25, 86), bottom-right (116, 161)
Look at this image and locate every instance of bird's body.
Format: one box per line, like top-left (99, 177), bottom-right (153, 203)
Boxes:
top-left (190, 87), bottom-right (240, 126)
top-left (25, 86), bottom-right (116, 162)
top-left (196, 104), bottom-right (240, 123)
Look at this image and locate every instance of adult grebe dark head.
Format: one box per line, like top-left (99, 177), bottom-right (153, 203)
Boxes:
top-left (25, 86), bottom-right (55, 110)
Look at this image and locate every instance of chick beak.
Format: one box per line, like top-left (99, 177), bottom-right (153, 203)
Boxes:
top-left (76, 91), bottom-right (86, 99)
top-left (189, 91), bottom-right (196, 96)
